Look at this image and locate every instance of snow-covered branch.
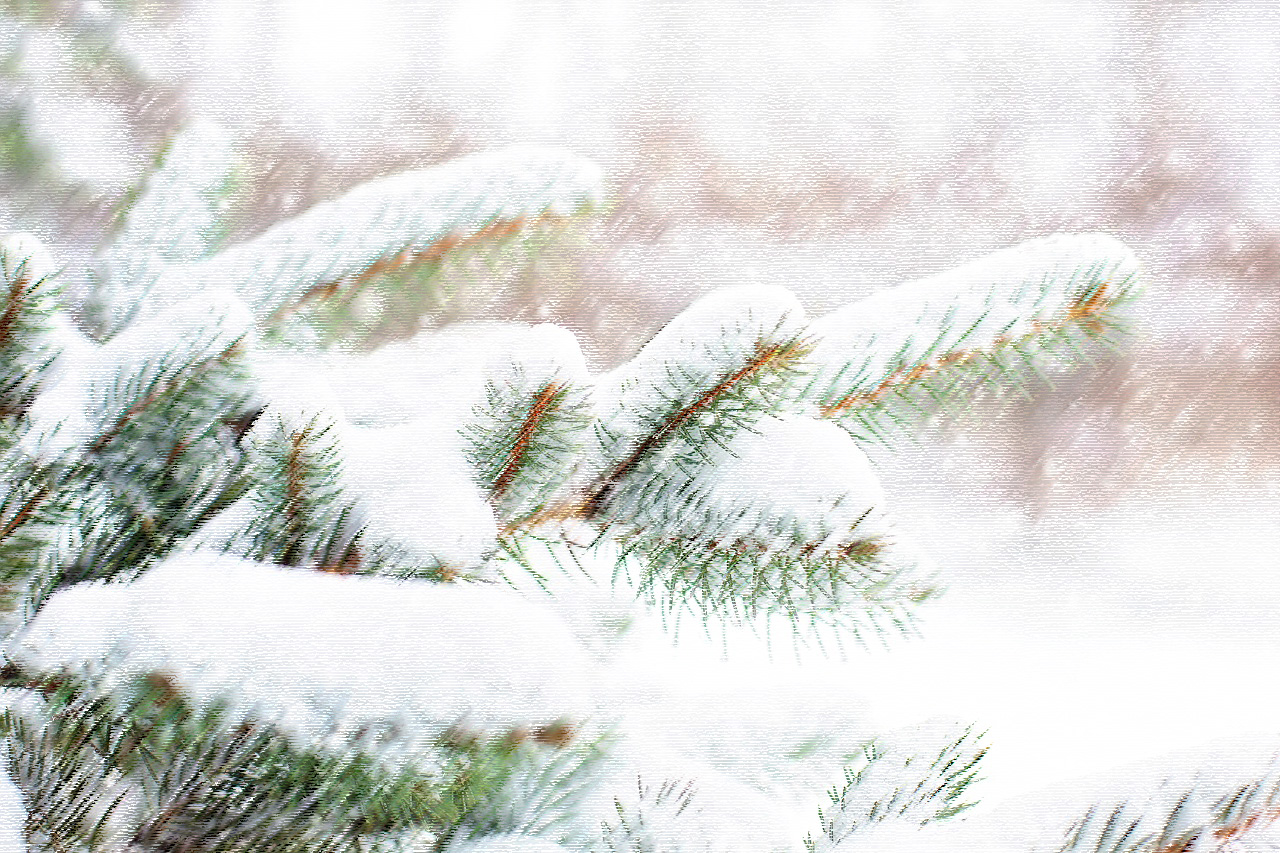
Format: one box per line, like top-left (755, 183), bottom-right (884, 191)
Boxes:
top-left (148, 146), bottom-right (603, 324)
top-left (803, 233), bottom-right (1140, 442)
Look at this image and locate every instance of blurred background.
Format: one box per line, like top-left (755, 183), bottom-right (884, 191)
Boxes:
top-left (3, 0), bottom-right (1279, 805)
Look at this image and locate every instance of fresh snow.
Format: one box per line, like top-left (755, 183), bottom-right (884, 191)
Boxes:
top-left (7, 552), bottom-right (596, 743)
top-left (246, 321), bottom-right (590, 568)
top-left (319, 321), bottom-right (590, 429)
top-left (595, 283), bottom-right (806, 424)
top-left (340, 416), bottom-right (499, 568)
top-left (692, 414), bottom-right (893, 550)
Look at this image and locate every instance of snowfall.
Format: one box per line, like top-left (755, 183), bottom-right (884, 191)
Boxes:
top-left (3, 1), bottom-right (1280, 851)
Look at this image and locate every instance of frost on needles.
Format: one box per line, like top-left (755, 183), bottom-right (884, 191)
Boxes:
top-left (2, 125), bottom-right (1277, 852)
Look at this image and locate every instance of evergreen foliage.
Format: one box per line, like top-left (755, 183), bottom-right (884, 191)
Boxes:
top-left (803, 726), bottom-right (987, 852)
top-left (1, 120), bottom-right (1274, 853)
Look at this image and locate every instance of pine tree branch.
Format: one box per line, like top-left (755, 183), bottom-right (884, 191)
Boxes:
top-left (0, 483), bottom-right (47, 545)
top-left (804, 726), bottom-right (988, 853)
top-left (87, 341), bottom-right (243, 454)
top-left (2, 665), bottom-right (520, 853)
top-left (265, 212), bottom-right (562, 328)
top-left (464, 362), bottom-right (593, 538)
top-left (148, 147), bottom-right (603, 323)
top-left (0, 233), bottom-right (62, 416)
top-left (597, 777), bottom-right (705, 853)
top-left (803, 234), bottom-right (1140, 440)
top-left (491, 380), bottom-right (564, 503)
top-left (450, 731), bottom-right (611, 848)
top-left (585, 337), bottom-right (809, 519)
top-left (1210, 802), bottom-right (1280, 846)
top-left (278, 423), bottom-right (318, 568)
top-left (619, 527), bottom-right (932, 644)
top-left (1058, 764), bottom-right (1280, 853)
top-left (817, 276), bottom-right (1125, 418)
top-left (215, 417), bottom-right (453, 580)
top-left (0, 263), bottom-right (30, 354)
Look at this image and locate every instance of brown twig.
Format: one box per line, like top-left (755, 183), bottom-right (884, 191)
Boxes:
top-left (0, 485), bottom-right (50, 545)
top-left (0, 269), bottom-right (29, 354)
top-left (583, 337), bottom-right (808, 518)
top-left (278, 426), bottom-right (311, 568)
top-left (1210, 802), bottom-right (1280, 845)
top-left (490, 381), bottom-right (562, 502)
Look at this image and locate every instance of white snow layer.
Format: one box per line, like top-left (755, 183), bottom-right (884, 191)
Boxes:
top-left (20, 289), bottom-right (253, 459)
top-left (7, 552), bottom-right (595, 741)
top-left (321, 321), bottom-right (590, 429)
top-left (340, 416), bottom-right (499, 568)
top-left (803, 233), bottom-right (1140, 404)
top-left (248, 322), bottom-right (589, 567)
top-left (445, 837), bottom-right (570, 853)
top-left (696, 414), bottom-right (892, 549)
top-left (149, 146), bottom-right (604, 320)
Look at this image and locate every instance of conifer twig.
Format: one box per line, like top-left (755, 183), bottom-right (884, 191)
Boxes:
top-left (266, 213), bottom-right (564, 327)
top-left (584, 337), bottom-right (809, 518)
top-left (492, 380), bottom-right (564, 503)
top-left (818, 278), bottom-right (1122, 418)
top-left (0, 484), bottom-right (48, 545)
top-left (87, 342), bottom-right (243, 454)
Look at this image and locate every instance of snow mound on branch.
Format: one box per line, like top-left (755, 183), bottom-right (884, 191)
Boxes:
top-left (247, 322), bottom-right (589, 567)
top-left (596, 283), bottom-right (805, 425)
top-left (341, 416), bottom-right (498, 568)
top-left (590, 284), bottom-right (807, 501)
top-left (7, 552), bottom-right (595, 741)
top-left (325, 321), bottom-right (589, 428)
top-left (702, 414), bottom-right (892, 548)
